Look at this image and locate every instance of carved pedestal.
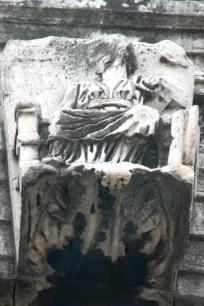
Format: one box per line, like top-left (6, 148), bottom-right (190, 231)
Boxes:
top-left (16, 162), bottom-right (193, 306)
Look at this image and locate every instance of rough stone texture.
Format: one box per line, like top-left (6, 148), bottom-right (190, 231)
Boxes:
top-left (1, 0), bottom-right (204, 14)
top-left (190, 193), bottom-right (204, 237)
top-left (177, 274), bottom-right (204, 298)
top-left (2, 35), bottom-right (196, 257)
top-left (180, 241), bottom-right (204, 274)
top-left (176, 143), bottom-right (204, 305)
top-left (16, 163), bottom-right (192, 306)
top-left (175, 295), bottom-right (204, 306)
top-left (0, 123), bottom-right (16, 305)
top-left (1, 35), bottom-right (197, 305)
top-left (0, 0), bottom-right (204, 102)
top-left (0, 0), bottom-right (203, 305)
top-left (0, 280), bottom-right (14, 306)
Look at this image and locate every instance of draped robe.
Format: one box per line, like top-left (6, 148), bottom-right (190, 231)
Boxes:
top-left (47, 104), bottom-right (159, 167)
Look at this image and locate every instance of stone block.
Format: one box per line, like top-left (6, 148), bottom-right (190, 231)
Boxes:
top-left (0, 224), bottom-right (14, 257)
top-left (199, 145), bottom-right (204, 166)
top-left (180, 241), bottom-right (204, 273)
top-left (177, 273), bottom-right (204, 297)
top-left (0, 186), bottom-right (11, 222)
top-left (190, 194), bottom-right (204, 236)
top-left (196, 168), bottom-right (204, 193)
top-left (0, 259), bottom-right (14, 279)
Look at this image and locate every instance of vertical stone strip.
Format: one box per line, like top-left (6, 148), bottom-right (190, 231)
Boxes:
top-left (15, 102), bottom-right (40, 187)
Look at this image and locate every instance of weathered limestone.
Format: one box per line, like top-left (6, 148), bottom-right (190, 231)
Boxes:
top-left (0, 0), bottom-right (203, 305)
top-left (1, 35), bottom-right (199, 305)
top-left (19, 162), bottom-right (192, 306)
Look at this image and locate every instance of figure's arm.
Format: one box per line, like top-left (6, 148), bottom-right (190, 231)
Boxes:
top-left (132, 75), bottom-right (187, 115)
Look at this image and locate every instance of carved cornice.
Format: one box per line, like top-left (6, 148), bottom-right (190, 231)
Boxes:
top-left (0, 5), bottom-right (204, 32)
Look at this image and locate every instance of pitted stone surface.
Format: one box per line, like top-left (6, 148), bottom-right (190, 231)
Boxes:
top-left (0, 0), bottom-right (202, 305)
top-left (2, 35), bottom-right (198, 306)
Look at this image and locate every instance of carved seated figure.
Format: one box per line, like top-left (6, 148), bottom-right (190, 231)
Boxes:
top-left (45, 75), bottom-right (174, 168)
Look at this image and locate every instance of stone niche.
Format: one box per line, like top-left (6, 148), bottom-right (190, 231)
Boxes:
top-left (2, 35), bottom-right (199, 305)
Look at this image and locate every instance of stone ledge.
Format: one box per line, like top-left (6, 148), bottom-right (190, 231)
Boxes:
top-left (1, 0), bottom-right (204, 15)
top-left (0, 5), bottom-right (204, 32)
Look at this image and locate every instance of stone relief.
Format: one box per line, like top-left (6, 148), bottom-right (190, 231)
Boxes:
top-left (45, 77), bottom-right (160, 166)
top-left (44, 74), bottom-right (197, 169)
top-left (2, 35), bottom-right (199, 305)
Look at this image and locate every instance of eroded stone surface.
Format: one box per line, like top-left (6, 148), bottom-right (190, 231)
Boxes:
top-left (177, 274), bottom-right (204, 298)
top-left (0, 0), bottom-right (203, 304)
top-left (2, 35), bottom-right (196, 258)
top-left (2, 35), bottom-right (198, 305)
top-left (16, 163), bottom-right (192, 306)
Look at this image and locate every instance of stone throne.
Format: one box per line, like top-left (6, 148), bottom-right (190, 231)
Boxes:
top-left (2, 35), bottom-right (199, 305)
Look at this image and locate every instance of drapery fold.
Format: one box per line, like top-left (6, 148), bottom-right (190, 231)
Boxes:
top-left (48, 105), bottom-right (159, 144)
